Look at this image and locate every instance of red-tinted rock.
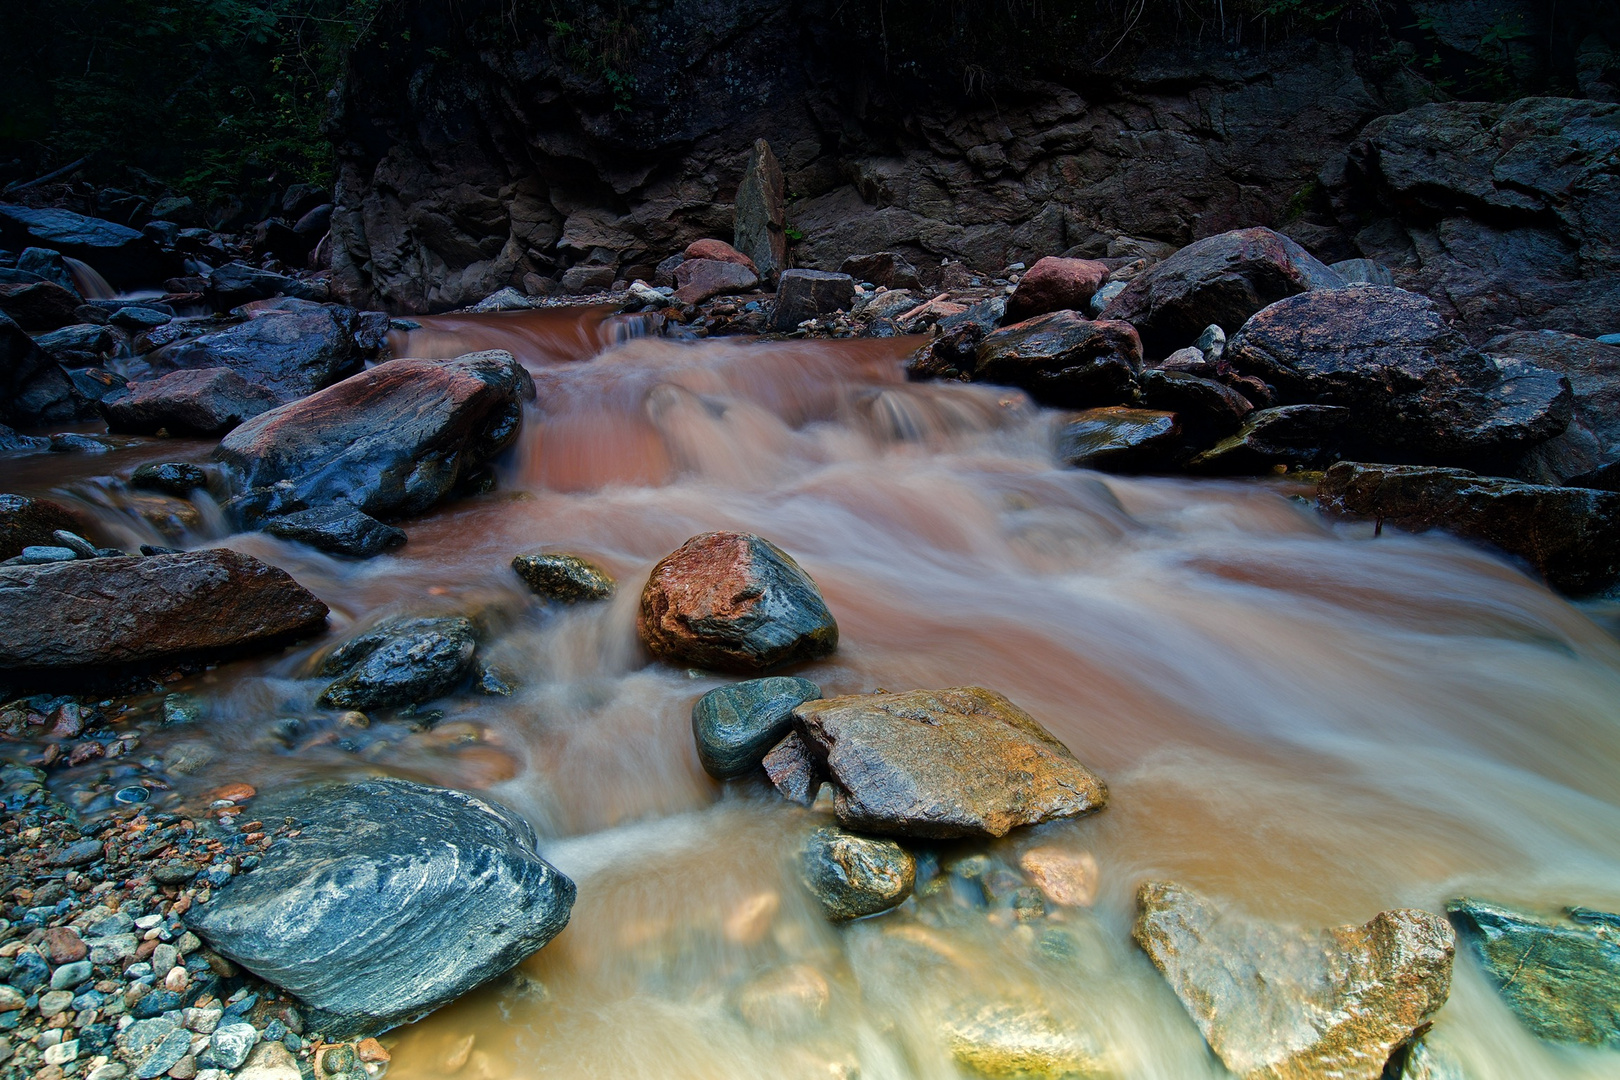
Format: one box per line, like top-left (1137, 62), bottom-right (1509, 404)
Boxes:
top-left (42, 926), bottom-right (87, 964)
top-left (683, 239), bottom-right (756, 273)
top-left (673, 259), bottom-right (760, 305)
top-left (975, 311), bottom-right (1142, 408)
top-left (0, 494), bottom-right (86, 560)
top-left (638, 532), bottom-right (838, 673)
top-left (1006, 257), bottom-right (1110, 322)
top-left (101, 367), bottom-right (279, 435)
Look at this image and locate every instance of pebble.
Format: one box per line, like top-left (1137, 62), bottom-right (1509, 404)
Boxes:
top-left (200, 1022), bottom-right (258, 1069)
top-left (50, 960), bottom-right (93, 990)
top-left (43, 1038), bottom-right (80, 1065)
top-left (37, 989), bottom-right (75, 1018)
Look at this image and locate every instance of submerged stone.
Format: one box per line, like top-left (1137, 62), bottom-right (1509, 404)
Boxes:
top-left (263, 504), bottom-right (406, 559)
top-left (511, 552), bottom-right (615, 603)
top-left (801, 826), bottom-right (915, 920)
top-left (943, 1002), bottom-right (1109, 1079)
top-left (692, 675), bottom-right (821, 779)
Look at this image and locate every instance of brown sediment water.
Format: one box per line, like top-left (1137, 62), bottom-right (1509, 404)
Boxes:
top-left (19, 307), bottom-right (1620, 1078)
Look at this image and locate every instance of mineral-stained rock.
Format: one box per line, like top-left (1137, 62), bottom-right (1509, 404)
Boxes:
top-left (975, 312), bottom-right (1142, 409)
top-left (0, 549), bottom-right (328, 682)
top-left (943, 1002), bottom-right (1108, 1080)
top-left (0, 494), bottom-right (85, 560)
top-left (1188, 405), bottom-right (1351, 473)
top-left (262, 504), bottom-right (406, 558)
top-left (673, 258), bottom-right (759, 305)
top-left (793, 687), bottom-right (1107, 838)
top-left (638, 532), bottom-right (838, 673)
top-left (101, 367), bottom-right (280, 436)
top-left (1446, 897), bottom-right (1620, 1048)
top-left (692, 675), bottom-right (821, 779)
top-left (1100, 227), bottom-right (1344, 354)
top-left (1056, 407), bottom-right (1182, 473)
top-left (511, 552), bottom-right (616, 602)
top-left (146, 300), bottom-right (365, 402)
top-left (1133, 881), bottom-right (1455, 1080)
top-left (734, 138), bottom-right (788, 281)
top-left (1006, 257), bottom-right (1111, 323)
top-left (318, 616), bottom-right (477, 709)
top-left (1317, 461), bottom-right (1620, 595)
top-left (184, 777), bottom-right (575, 1035)
top-left (683, 238), bottom-right (755, 271)
top-left (763, 731), bottom-right (821, 805)
top-left (215, 350), bottom-right (530, 522)
top-left (800, 826), bottom-right (915, 920)
top-left (771, 270), bottom-right (856, 331)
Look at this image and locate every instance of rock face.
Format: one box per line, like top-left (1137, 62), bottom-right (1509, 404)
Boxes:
top-left (145, 301), bottom-right (366, 403)
top-left (1483, 331), bottom-right (1620, 485)
top-left (792, 687), bottom-right (1107, 838)
top-left (1228, 286), bottom-right (1571, 465)
top-left (734, 139), bottom-right (787, 281)
top-left (672, 258), bottom-right (758, 305)
top-left (800, 826), bottom-right (915, 921)
top-left (1100, 227), bottom-right (1344, 354)
top-left (1133, 881), bottom-right (1455, 1080)
top-left (0, 550), bottom-right (329, 682)
top-left (318, 616), bottom-right (478, 709)
top-left (692, 676), bottom-right (821, 779)
top-left (184, 778), bottom-right (575, 1035)
top-left (215, 350), bottom-right (530, 522)
top-left (511, 552), bottom-right (616, 602)
top-left (1446, 897), bottom-right (1620, 1048)
top-left (1317, 462), bottom-right (1620, 595)
top-left (101, 368), bottom-right (280, 436)
top-left (771, 270), bottom-right (856, 331)
top-left (1006, 257), bottom-right (1111, 323)
top-left (975, 312), bottom-right (1142, 408)
top-left (638, 532), bottom-right (838, 673)
top-left (1056, 407), bottom-right (1182, 472)
top-left (0, 495), bottom-right (84, 561)
top-left (1, 312), bottom-right (88, 426)
top-left (0, 205), bottom-right (165, 288)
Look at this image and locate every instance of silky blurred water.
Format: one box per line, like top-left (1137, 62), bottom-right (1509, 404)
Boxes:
top-left (18, 308), bottom-right (1620, 1078)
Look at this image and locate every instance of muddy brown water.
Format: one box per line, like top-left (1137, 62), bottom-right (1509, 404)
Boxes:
top-left (14, 307), bottom-right (1620, 1078)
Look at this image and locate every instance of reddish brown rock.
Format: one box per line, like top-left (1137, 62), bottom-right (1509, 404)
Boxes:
top-left (1006, 257), bottom-right (1110, 322)
top-left (638, 532), bottom-right (838, 673)
top-left (673, 259), bottom-right (759, 305)
top-left (42, 926), bottom-right (87, 964)
top-left (683, 239), bottom-right (756, 273)
top-left (763, 731), bottom-right (821, 805)
top-left (0, 494), bottom-right (86, 560)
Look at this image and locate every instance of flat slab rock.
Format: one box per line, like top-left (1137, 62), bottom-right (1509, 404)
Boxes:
top-left (184, 777), bottom-right (575, 1035)
top-left (792, 686), bottom-right (1107, 838)
top-left (1133, 881), bottom-right (1455, 1080)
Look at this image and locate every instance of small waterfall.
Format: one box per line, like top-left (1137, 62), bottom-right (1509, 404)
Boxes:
top-left (63, 256), bottom-right (116, 299)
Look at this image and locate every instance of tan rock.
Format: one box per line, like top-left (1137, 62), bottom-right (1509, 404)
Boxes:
top-left (1019, 848), bottom-right (1099, 908)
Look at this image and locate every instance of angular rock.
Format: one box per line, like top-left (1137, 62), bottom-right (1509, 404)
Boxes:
top-left (639, 532), bottom-right (838, 673)
top-left (1446, 897), bottom-right (1620, 1048)
top-left (0, 549), bottom-right (329, 681)
top-left (1329, 258), bottom-right (1394, 286)
top-left (1, 312), bottom-right (88, 425)
top-left (101, 368), bottom-right (279, 436)
top-left (116, 1016), bottom-right (193, 1079)
top-left (467, 286), bottom-right (532, 312)
top-left (1006, 257), bottom-right (1111, 323)
top-left (1100, 227), bottom-right (1344, 354)
top-left (319, 616), bottom-right (478, 709)
top-left (734, 138), bottom-right (788, 281)
top-left (793, 687), bottom-right (1107, 838)
top-left (683, 239), bottom-right (755, 272)
top-left (672, 258), bottom-right (758, 305)
top-left (771, 270), bottom-right (856, 331)
top-left (0, 494), bottom-right (84, 560)
top-left (131, 462), bottom-right (209, 496)
top-left (1056, 407), bottom-right (1182, 473)
top-left (800, 826), bottom-right (915, 920)
top-left (215, 350), bottom-right (530, 521)
top-left (763, 731), bottom-right (821, 805)
top-left (943, 1002), bottom-right (1107, 1080)
top-left (198, 1023), bottom-right (258, 1070)
top-left (262, 504), bottom-right (406, 558)
top-left (692, 676), bottom-right (821, 779)
top-left (33, 323), bottom-right (112, 367)
top-left (184, 778), bottom-right (575, 1035)
top-left (975, 312), bottom-right (1142, 408)
top-left (1484, 331), bottom-right (1620, 484)
top-left (1188, 405), bottom-right (1352, 473)
top-left (511, 552), bottom-right (615, 603)
top-left (1134, 881), bottom-right (1455, 1080)
top-left (206, 263), bottom-right (298, 307)
top-left (111, 305), bottom-right (171, 331)
top-left (840, 252), bottom-right (921, 291)
top-left (147, 300), bottom-right (366, 403)
top-left (16, 247), bottom-right (80, 293)
top-left (0, 205), bottom-right (165, 288)
top-left (1317, 462), bottom-right (1620, 595)
top-left (1018, 847), bottom-right (1099, 908)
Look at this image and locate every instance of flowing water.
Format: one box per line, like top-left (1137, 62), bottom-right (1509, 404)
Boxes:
top-left (15, 308), bottom-right (1620, 1078)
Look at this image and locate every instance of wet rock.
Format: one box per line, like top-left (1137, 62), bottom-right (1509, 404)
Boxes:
top-left (111, 305), bottom-right (171, 331)
top-left (147, 300), bottom-right (365, 403)
top-left (801, 826), bottom-right (915, 920)
top-left (906, 317), bottom-right (988, 383)
top-left (0, 494), bottom-right (84, 560)
top-left (763, 731), bottom-right (821, 805)
top-left (318, 616), bottom-right (478, 709)
top-left (101, 368), bottom-right (280, 436)
top-left (234, 1040), bottom-right (302, 1080)
top-left (1056, 407), bottom-right (1182, 473)
top-left (1018, 848), bottom-right (1098, 908)
top-left (8, 543), bottom-right (78, 564)
top-left (184, 777), bottom-right (575, 1035)
top-left (198, 1022), bottom-right (257, 1070)
top-left (793, 687), bottom-right (1107, 839)
top-left (1100, 227), bottom-right (1344, 354)
top-left (1227, 286), bottom-right (1571, 465)
top-left (1188, 404), bottom-right (1352, 473)
top-left (34, 323), bottom-right (113, 367)
top-left (0, 549), bottom-right (328, 683)
top-left (1, 312), bottom-right (89, 426)
top-left (840, 252), bottom-right (921, 291)
top-left (206, 263), bottom-right (300, 307)
top-left (1317, 462), bottom-right (1620, 595)
top-left (131, 462), bottom-right (209, 496)
top-left (0, 205), bottom-right (165, 288)
top-left (1446, 897), bottom-right (1620, 1047)
top-left (466, 286), bottom-right (532, 312)
top-left (673, 258), bottom-right (758, 305)
top-left (263, 504), bottom-right (406, 558)
top-left (734, 138), bottom-right (788, 281)
top-left (1137, 368), bottom-right (1252, 440)
top-left (974, 312), bottom-right (1141, 409)
top-left (943, 1002), bottom-right (1107, 1080)
top-left (1483, 331), bottom-right (1620, 484)
top-left (1133, 881), bottom-right (1454, 1080)
top-left (638, 532), bottom-right (838, 673)
top-left (16, 247), bottom-right (79, 292)
top-left (511, 552), bottom-right (615, 603)
top-left (771, 270), bottom-right (856, 331)
top-left (0, 422), bottom-right (49, 452)
top-left (215, 350), bottom-right (530, 522)
top-left (692, 676), bottom-right (821, 779)
top-left (1006, 257), bottom-right (1111, 323)
top-left (1392, 1036), bottom-right (1467, 1080)
top-left (736, 963), bottom-right (830, 1031)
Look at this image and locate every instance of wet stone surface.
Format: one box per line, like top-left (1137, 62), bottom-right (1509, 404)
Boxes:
top-left (692, 676), bottom-right (821, 780)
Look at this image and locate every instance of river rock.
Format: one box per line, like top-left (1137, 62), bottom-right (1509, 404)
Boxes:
top-left (1100, 227), bottom-right (1345, 354)
top-left (673, 258), bottom-right (758, 305)
top-left (0, 204), bottom-right (165, 288)
top-left (1137, 368), bottom-right (1253, 440)
top-left (735, 963), bottom-right (830, 1030)
top-left (792, 687), bottom-right (1107, 838)
top-left (840, 252), bottom-right (920, 291)
top-left (771, 270), bottom-right (856, 331)
top-left (215, 350), bottom-right (530, 522)
top-left (975, 312), bottom-right (1141, 408)
top-left (1483, 331), bottom-right (1620, 485)
top-left (734, 138), bottom-right (788, 281)
top-left (683, 238), bottom-right (755, 271)
top-left (1006, 257), bottom-right (1111, 323)
top-left (262, 504), bottom-right (406, 558)
top-left (763, 731), bottom-right (821, 805)
top-left (1133, 881), bottom-right (1455, 1080)
top-left (1317, 462), bottom-right (1620, 595)
top-left (117, 1016), bottom-right (193, 1079)
top-left (34, 323), bottom-right (113, 367)
top-left (1, 312), bottom-right (88, 426)
top-left (1446, 897), bottom-right (1620, 1047)
top-left (131, 462), bottom-right (209, 496)
top-left (801, 826), bottom-right (915, 920)
top-left (16, 247), bottom-right (79, 292)
top-left (206, 263), bottom-right (301, 308)
top-left (101, 368), bottom-right (280, 436)
top-left (184, 777), bottom-right (575, 1035)
top-left (0, 494), bottom-right (84, 560)
top-left (1188, 404), bottom-right (1351, 473)
top-left (1056, 407), bottom-right (1182, 472)
top-left (943, 1002), bottom-right (1107, 1080)
top-left (0, 549), bottom-right (327, 685)
top-left (693, 676), bottom-right (821, 779)
top-left (638, 532), bottom-right (838, 672)
top-left (318, 616), bottom-right (477, 709)
top-left (511, 552), bottom-right (615, 602)
top-left (1227, 286), bottom-right (1572, 465)
top-left (147, 300), bottom-right (365, 403)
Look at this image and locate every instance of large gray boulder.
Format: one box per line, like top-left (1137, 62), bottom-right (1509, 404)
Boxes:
top-left (146, 300), bottom-right (366, 403)
top-left (185, 778), bottom-right (575, 1036)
